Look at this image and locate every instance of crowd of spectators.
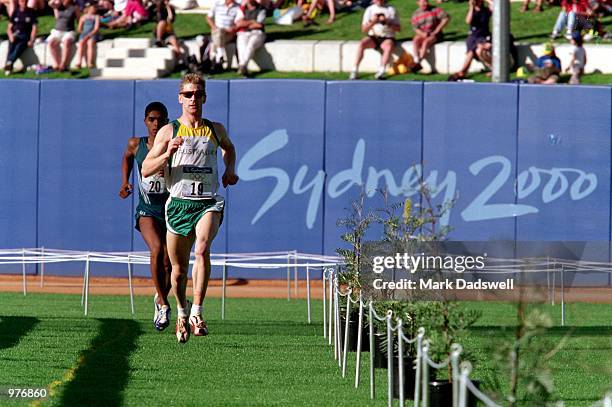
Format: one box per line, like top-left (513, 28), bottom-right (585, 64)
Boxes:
top-left (0, 0), bottom-right (609, 80)
top-left (1, 0), bottom-right (185, 73)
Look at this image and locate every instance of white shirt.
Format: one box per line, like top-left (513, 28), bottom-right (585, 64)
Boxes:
top-left (210, 0), bottom-right (239, 30)
top-left (362, 4), bottom-right (398, 38)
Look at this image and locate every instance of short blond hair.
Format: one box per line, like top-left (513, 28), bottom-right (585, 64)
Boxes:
top-left (179, 73), bottom-right (206, 93)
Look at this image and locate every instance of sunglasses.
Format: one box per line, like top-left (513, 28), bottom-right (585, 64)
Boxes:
top-left (146, 117), bottom-right (168, 123)
top-left (180, 90), bottom-right (205, 99)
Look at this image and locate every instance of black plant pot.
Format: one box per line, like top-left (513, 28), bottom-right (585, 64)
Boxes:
top-left (339, 310), bottom-right (369, 352)
top-left (392, 357), bottom-right (416, 399)
top-left (372, 332), bottom-right (388, 368)
top-left (428, 380), bottom-right (480, 407)
top-left (429, 381), bottom-right (453, 406)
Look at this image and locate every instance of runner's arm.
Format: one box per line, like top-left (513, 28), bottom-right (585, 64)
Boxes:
top-left (214, 122), bottom-right (238, 187)
top-left (119, 137), bottom-right (138, 198)
top-left (142, 124), bottom-right (180, 178)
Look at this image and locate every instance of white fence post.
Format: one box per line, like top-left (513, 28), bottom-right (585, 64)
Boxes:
top-left (354, 294), bottom-right (364, 388)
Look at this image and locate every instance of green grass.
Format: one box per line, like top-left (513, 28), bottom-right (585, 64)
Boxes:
top-left (0, 292), bottom-right (610, 406)
top-left (2, 68), bottom-right (611, 83)
top-left (0, 2), bottom-right (609, 43)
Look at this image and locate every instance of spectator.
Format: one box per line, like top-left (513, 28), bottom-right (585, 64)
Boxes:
top-left (348, 0), bottom-right (400, 80)
top-left (107, 0), bottom-right (148, 28)
top-left (520, 0), bottom-right (544, 12)
top-left (303, 0), bottom-right (335, 26)
top-left (551, 0), bottom-right (590, 39)
top-left (154, 0), bottom-right (182, 59)
top-left (98, 0), bottom-right (120, 25)
top-left (234, 0), bottom-right (266, 76)
top-left (206, 0), bottom-right (239, 70)
top-left (526, 42), bottom-right (562, 84)
top-left (48, 0), bottom-right (80, 71)
top-left (75, 2), bottom-right (100, 69)
top-left (4, 0), bottom-right (37, 75)
top-left (448, 0), bottom-right (492, 81)
top-left (410, 0), bottom-right (450, 72)
top-left (566, 31), bottom-right (586, 84)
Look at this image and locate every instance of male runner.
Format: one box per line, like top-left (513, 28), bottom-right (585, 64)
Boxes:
top-left (119, 101), bottom-right (172, 331)
top-left (142, 74), bottom-right (238, 343)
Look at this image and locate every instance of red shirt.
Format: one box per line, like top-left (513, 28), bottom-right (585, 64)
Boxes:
top-left (561, 0), bottom-right (588, 14)
top-left (411, 5), bottom-right (448, 34)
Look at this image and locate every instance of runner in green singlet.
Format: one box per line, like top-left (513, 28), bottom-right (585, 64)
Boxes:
top-left (142, 75), bottom-right (238, 343)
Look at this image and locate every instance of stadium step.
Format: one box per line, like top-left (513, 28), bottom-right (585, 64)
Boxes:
top-left (91, 43), bottom-right (175, 79)
top-left (91, 66), bottom-right (168, 79)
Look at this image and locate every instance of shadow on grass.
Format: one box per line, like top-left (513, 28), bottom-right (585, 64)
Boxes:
top-left (58, 319), bottom-right (142, 407)
top-left (213, 320), bottom-right (320, 336)
top-left (0, 316), bottom-right (39, 350)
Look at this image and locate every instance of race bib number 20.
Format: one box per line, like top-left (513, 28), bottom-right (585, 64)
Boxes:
top-left (142, 173), bottom-right (166, 195)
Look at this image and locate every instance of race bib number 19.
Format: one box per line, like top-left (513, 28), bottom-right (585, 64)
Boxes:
top-left (181, 166), bottom-right (214, 198)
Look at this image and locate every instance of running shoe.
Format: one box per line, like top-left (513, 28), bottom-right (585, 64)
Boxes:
top-left (189, 314), bottom-right (209, 336)
top-left (155, 305), bottom-right (171, 331)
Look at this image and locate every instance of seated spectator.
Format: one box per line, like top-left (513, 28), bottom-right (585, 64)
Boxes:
top-left (566, 31), bottom-right (586, 84)
top-left (4, 0), bottom-right (37, 75)
top-left (551, 0), bottom-right (590, 39)
top-left (48, 0), bottom-right (80, 71)
top-left (75, 2), bottom-right (100, 68)
top-left (98, 0), bottom-right (120, 25)
top-left (154, 0), bottom-right (181, 60)
top-left (302, 0), bottom-right (335, 25)
top-left (349, 0), bottom-right (400, 80)
top-left (520, 0), bottom-right (544, 12)
top-left (411, 0), bottom-right (450, 72)
top-left (206, 0), bottom-right (239, 70)
top-left (234, 0), bottom-right (266, 76)
top-left (526, 42), bottom-right (562, 84)
top-left (107, 0), bottom-right (148, 28)
top-left (448, 0), bottom-right (492, 81)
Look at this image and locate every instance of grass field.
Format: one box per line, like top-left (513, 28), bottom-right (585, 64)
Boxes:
top-left (0, 292), bottom-right (610, 406)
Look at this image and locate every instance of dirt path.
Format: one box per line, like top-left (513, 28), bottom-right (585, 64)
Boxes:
top-left (1, 275), bottom-right (610, 303)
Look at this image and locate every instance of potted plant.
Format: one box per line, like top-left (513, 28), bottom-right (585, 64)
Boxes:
top-left (336, 191), bottom-right (374, 352)
top-left (425, 302), bottom-right (482, 406)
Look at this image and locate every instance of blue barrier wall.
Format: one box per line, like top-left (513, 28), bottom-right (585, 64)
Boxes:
top-left (0, 80), bottom-right (39, 274)
top-left (324, 81), bottom-right (423, 255)
top-left (0, 80), bottom-right (610, 282)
